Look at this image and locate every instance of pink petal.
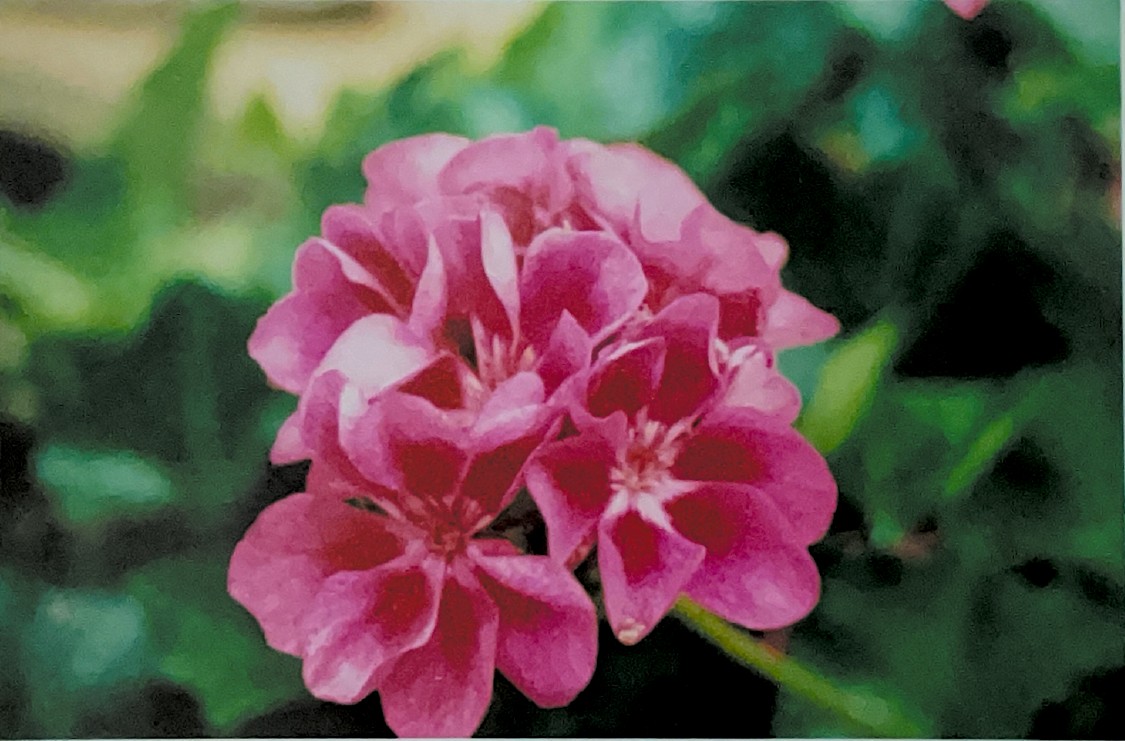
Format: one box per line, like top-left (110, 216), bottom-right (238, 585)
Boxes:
top-left (666, 482), bottom-right (822, 630)
top-left (322, 204), bottom-right (418, 312)
top-left (394, 352), bottom-right (471, 411)
top-left (944, 0), bottom-right (990, 20)
top-left (520, 230), bottom-right (647, 350)
top-left (524, 427), bottom-right (619, 563)
top-left (567, 142), bottom-right (707, 243)
top-left (438, 127), bottom-right (573, 242)
top-left (672, 408), bottom-right (837, 544)
top-left (248, 239), bottom-right (390, 394)
top-left (362, 133), bottom-right (470, 212)
top-left (313, 313), bottom-right (435, 402)
top-left (598, 507), bottom-right (706, 645)
top-left (297, 371), bottom-right (380, 505)
top-left (461, 373), bottom-right (555, 521)
top-left (534, 311), bottom-right (593, 399)
top-left (430, 214), bottom-right (511, 341)
top-left (757, 230), bottom-right (789, 271)
top-left (472, 553), bottom-right (598, 707)
top-left (405, 236), bottom-right (449, 345)
top-left (378, 568), bottom-right (499, 738)
top-left (269, 410), bottom-right (309, 464)
top-left (585, 337), bottom-right (666, 420)
top-left (759, 289), bottom-right (840, 350)
top-left (722, 348), bottom-right (802, 423)
top-left (473, 371), bottom-right (547, 434)
top-left (301, 554), bottom-right (445, 704)
top-left (228, 493), bottom-right (409, 656)
top-left (479, 209), bottom-right (521, 340)
top-left (341, 391), bottom-right (468, 504)
top-left (638, 294), bottom-right (722, 424)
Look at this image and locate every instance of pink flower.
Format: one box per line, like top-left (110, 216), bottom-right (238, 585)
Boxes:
top-left (944, 0), bottom-right (990, 20)
top-left (230, 378), bottom-right (598, 737)
top-left (525, 294), bottom-right (836, 645)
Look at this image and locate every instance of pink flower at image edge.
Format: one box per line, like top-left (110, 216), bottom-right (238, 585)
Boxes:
top-left (944, 0), bottom-right (990, 20)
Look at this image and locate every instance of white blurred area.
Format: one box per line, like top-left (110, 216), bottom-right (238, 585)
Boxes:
top-left (0, 1), bottom-right (542, 147)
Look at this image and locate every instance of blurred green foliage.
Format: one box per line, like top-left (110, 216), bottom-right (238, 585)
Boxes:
top-left (0, 0), bottom-right (1120, 737)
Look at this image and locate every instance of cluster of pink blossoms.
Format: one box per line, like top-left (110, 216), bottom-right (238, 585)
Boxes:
top-left (230, 127), bottom-right (839, 737)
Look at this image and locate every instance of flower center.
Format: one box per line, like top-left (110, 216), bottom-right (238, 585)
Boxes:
top-left (476, 332), bottom-right (537, 390)
top-left (418, 498), bottom-right (483, 560)
top-left (610, 410), bottom-right (691, 498)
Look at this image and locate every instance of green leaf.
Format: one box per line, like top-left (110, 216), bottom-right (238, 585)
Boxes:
top-left (798, 318), bottom-right (898, 454)
top-left (126, 551), bottom-right (305, 730)
top-left (111, 1), bottom-right (241, 230)
top-left (23, 281), bottom-right (279, 521)
top-left (35, 444), bottom-right (176, 527)
top-left (945, 572), bottom-right (1123, 737)
top-left (962, 363), bottom-right (1124, 575)
top-left (20, 588), bottom-right (153, 737)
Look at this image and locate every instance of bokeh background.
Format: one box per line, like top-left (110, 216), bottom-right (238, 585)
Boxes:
top-left (0, 0), bottom-right (1121, 737)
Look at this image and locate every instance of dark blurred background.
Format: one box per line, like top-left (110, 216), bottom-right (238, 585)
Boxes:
top-left (0, 1), bottom-right (1121, 737)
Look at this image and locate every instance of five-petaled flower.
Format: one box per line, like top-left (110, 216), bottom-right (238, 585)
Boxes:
top-left (230, 376), bottom-right (597, 737)
top-left (526, 294), bottom-right (836, 645)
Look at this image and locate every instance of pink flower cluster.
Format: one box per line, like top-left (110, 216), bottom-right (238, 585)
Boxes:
top-left (230, 127), bottom-right (839, 737)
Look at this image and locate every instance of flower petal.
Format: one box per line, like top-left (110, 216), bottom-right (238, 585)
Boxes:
top-left (269, 410), bottom-right (308, 465)
top-left (524, 425), bottom-right (619, 563)
top-left (472, 552), bottom-right (598, 707)
top-left (228, 493), bottom-right (409, 656)
top-left (406, 235), bottom-right (449, 346)
top-left (378, 568), bottom-right (500, 738)
top-left (301, 553), bottom-right (445, 704)
top-left (672, 408), bottom-right (837, 544)
top-left (313, 313), bottom-right (435, 403)
top-left (322, 204), bottom-right (419, 312)
top-left (461, 373), bottom-right (555, 521)
top-left (944, 0), bottom-right (990, 21)
top-left (362, 133), bottom-right (470, 212)
top-left (722, 347), bottom-right (802, 423)
top-left (480, 209), bottom-right (521, 341)
top-left (341, 391), bottom-right (468, 506)
top-left (534, 311), bottom-right (593, 399)
top-left (760, 289), bottom-right (840, 350)
top-left (667, 482), bottom-right (822, 630)
top-left (598, 506), bottom-right (705, 645)
top-left (567, 141), bottom-right (707, 243)
top-left (438, 126), bottom-right (573, 242)
top-left (248, 239), bottom-right (390, 394)
top-left (585, 337), bottom-right (666, 420)
top-left (520, 230), bottom-right (647, 350)
top-left (297, 371), bottom-right (379, 505)
top-left (639, 293), bottom-right (722, 424)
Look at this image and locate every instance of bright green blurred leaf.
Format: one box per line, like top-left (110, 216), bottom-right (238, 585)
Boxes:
top-left (798, 319), bottom-right (898, 454)
top-left (21, 589), bottom-right (152, 736)
top-left (127, 551), bottom-right (305, 730)
top-left (36, 444), bottom-right (175, 526)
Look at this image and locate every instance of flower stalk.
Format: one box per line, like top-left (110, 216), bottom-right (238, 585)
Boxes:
top-left (673, 596), bottom-right (923, 738)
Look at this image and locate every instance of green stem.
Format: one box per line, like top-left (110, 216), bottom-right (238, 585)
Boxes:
top-left (673, 597), bottom-right (922, 738)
